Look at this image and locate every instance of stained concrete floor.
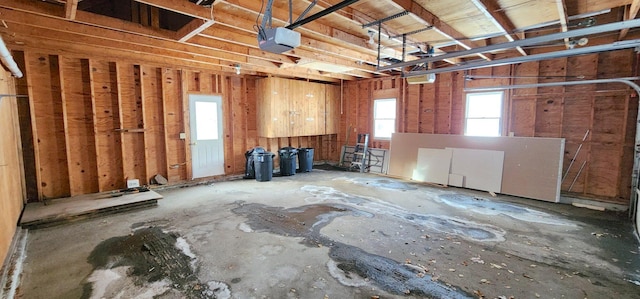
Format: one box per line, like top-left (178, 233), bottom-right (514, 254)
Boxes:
top-left (15, 168), bottom-right (640, 299)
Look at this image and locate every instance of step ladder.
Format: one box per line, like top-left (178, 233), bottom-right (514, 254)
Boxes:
top-left (350, 133), bottom-right (369, 173)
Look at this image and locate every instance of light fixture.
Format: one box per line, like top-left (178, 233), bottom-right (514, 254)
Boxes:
top-left (234, 64), bottom-right (241, 75)
top-left (367, 30), bottom-right (375, 45)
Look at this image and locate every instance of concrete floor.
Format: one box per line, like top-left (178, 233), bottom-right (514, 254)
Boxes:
top-left (14, 169), bottom-right (640, 299)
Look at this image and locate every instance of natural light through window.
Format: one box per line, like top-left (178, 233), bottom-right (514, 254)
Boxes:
top-left (373, 98), bottom-right (396, 139)
top-left (465, 92), bottom-right (503, 137)
top-left (195, 101), bottom-right (219, 140)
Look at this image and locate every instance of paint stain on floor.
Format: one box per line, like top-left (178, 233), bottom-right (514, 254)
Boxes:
top-left (231, 202), bottom-right (474, 298)
top-left (84, 226), bottom-right (230, 299)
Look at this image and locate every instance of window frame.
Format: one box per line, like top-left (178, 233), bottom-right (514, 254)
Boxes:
top-left (373, 98), bottom-right (397, 140)
top-left (464, 91), bottom-right (504, 137)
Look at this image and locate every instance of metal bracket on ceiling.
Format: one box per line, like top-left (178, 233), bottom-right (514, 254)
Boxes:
top-left (361, 11), bottom-right (409, 28)
top-left (286, 0), bottom-right (361, 30)
top-left (389, 26), bottom-right (433, 39)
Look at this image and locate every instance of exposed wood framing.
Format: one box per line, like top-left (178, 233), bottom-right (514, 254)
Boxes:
top-left (64, 0), bottom-right (78, 20)
top-left (390, 0), bottom-right (491, 61)
top-left (555, 0), bottom-right (570, 48)
top-left (469, 0), bottom-right (527, 56)
top-left (620, 0), bottom-right (640, 40)
top-left (177, 19), bottom-right (216, 42)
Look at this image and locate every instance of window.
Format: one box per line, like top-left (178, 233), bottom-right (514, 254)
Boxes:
top-left (373, 98), bottom-right (396, 139)
top-left (464, 92), bottom-right (503, 137)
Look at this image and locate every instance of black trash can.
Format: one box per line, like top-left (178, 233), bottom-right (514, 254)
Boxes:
top-left (254, 152), bottom-right (274, 182)
top-left (298, 147), bottom-right (314, 172)
top-left (244, 147), bottom-right (266, 179)
top-left (279, 147), bottom-right (298, 176)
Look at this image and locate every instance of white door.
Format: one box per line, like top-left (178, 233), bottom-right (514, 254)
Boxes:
top-left (189, 94), bottom-right (225, 178)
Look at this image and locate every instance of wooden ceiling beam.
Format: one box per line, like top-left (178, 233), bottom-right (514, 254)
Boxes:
top-left (64, 0), bottom-right (78, 20)
top-left (469, 0), bottom-right (527, 56)
top-left (217, 1), bottom-right (387, 62)
top-left (619, 0), bottom-right (640, 40)
top-left (555, 0), bottom-right (571, 49)
top-left (206, 10), bottom-right (381, 65)
top-left (390, 0), bottom-right (491, 61)
top-left (134, 0), bottom-right (214, 20)
top-left (176, 19), bottom-right (215, 42)
top-left (0, 1), bottom-right (373, 79)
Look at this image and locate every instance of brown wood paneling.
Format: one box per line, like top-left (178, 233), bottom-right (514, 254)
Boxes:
top-left (435, 72), bottom-right (451, 134)
top-left (117, 63), bottom-right (147, 184)
top-left (509, 98), bottom-right (536, 136)
top-left (90, 59), bottom-right (124, 191)
top-left (60, 57), bottom-right (98, 195)
top-left (512, 62), bottom-right (539, 96)
top-left (163, 68), bottom-right (187, 182)
top-left (25, 52), bottom-right (70, 199)
top-left (230, 76), bottom-right (246, 173)
top-left (325, 84), bottom-right (340, 135)
top-left (535, 96), bottom-right (563, 138)
top-left (591, 94), bottom-right (626, 144)
top-left (0, 69), bottom-right (26, 266)
top-left (587, 144), bottom-right (621, 198)
top-left (141, 66), bottom-right (167, 182)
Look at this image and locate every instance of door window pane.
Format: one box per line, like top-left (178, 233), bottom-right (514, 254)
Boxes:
top-left (195, 101), bottom-right (219, 140)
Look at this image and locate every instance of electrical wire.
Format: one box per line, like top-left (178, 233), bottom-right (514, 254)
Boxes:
top-left (254, 0), bottom-right (266, 40)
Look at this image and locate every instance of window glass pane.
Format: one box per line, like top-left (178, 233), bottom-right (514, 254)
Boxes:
top-left (467, 93), bottom-right (502, 118)
top-left (465, 119), bottom-right (500, 137)
top-left (374, 119), bottom-right (395, 138)
top-left (195, 101), bottom-right (219, 140)
top-left (374, 99), bottom-right (396, 119)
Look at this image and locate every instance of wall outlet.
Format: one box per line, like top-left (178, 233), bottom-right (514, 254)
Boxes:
top-left (179, 132), bottom-right (186, 140)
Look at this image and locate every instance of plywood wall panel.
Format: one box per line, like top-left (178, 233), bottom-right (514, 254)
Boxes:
top-left (90, 60), bottom-right (124, 191)
top-left (587, 145), bottom-right (621, 198)
top-left (230, 76), bottom-right (247, 173)
top-left (420, 83), bottom-right (436, 134)
top-left (60, 57), bottom-right (98, 195)
top-left (535, 96), bottom-right (563, 138)
top-left (162, 68), bottom-right (187, 182)
top-left (141, 66), bottom-right (167, 181)
top-left (117, 63), bottom-right (147, 184)
top-left (0, 70), bottom-right (25, 269)
top-left (562, 96), bottom-right (591, 142)
top-left (405, 84), bottom-right (420, 133)
top-left (512, 62), bottom-right (539, 96)
top-left (561, 142), bottom-right (589, 193)
top-left (591, 95), bottom-right (626, 144)
top-left (450, 72), bottom-right (465, 135)
top-left (565, 55), bottom-right (597, 93)
top-left (25, 53), bottom-right (70, 199)
top-left (435, 72), bottom-right (452, 134)
top-left (537, 58), bottom-right (567, 94)
top-left (325, 84), bottom-right (340, 135)
top-left (509, 98), bottom-right (536, 136)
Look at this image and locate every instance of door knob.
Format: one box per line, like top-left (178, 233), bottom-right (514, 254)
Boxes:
top-left (189, 142), bottom-right (197, 145)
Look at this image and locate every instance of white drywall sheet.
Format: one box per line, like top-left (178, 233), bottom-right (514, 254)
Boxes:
top-left (388, 133), bottom-right (564, 202)
top-left (412, 148), bottom-right (452, 185)
top-left (448, 148), bottom-right (504, 193)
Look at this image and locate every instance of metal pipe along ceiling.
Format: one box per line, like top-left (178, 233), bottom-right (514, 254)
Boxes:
top-left (464, 77), bottom-right (640, 221)
top-left (403, 40), bottom-right (640, 77)
top-left (380, 18), bottom-right (640, 71)
top-left (0, 36), bottom-right (23, 78)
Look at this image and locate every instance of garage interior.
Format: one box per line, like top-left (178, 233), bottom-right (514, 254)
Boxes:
top-left (1, 0), bottom-right (640, 298)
